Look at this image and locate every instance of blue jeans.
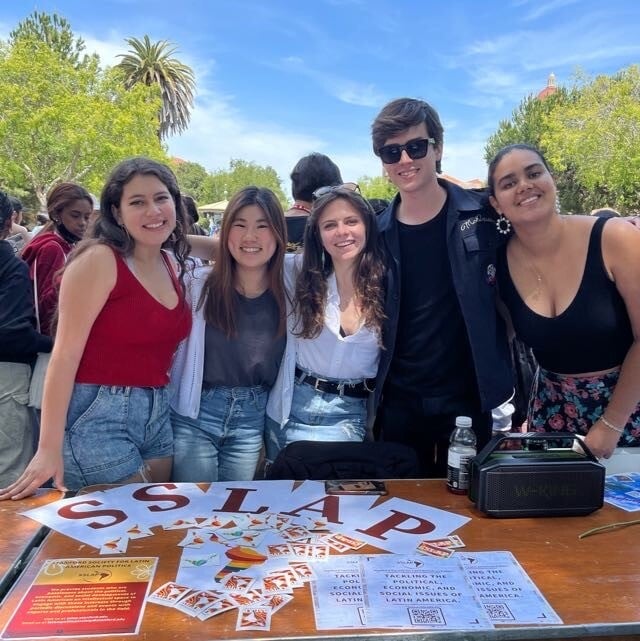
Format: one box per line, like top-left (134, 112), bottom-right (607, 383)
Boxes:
top-left (171, 385), bottom-right (268, 482)
top-left (64, 384), bottom-right (173, 491)
top-left (265, 376), bottom-right (367, 464)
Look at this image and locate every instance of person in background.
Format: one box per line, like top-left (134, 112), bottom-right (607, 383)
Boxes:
top-left (6, 196), bottom-right (30, 254)
top-left (367, 198), bottom-right (391, 215)
top-left (170, 187), bottom-right (287, 481)
top-left (0, 158), bottom-right (192, 497)
top-left (21, 183), bottom-right (93, 337)
top-left (183, 195), bottom-right (208, 236)
top-left (489, 143), bottom-right (640, 458)
top-left (0, 191), bottom-right (52, 487)
top-left (30, 213), bottom-right (50, 238)
top-left (265, 185), bottom-right (386, 464)
top-left (285, 153), bottom-right (343, 251)
top-left (370, 98), bottom-right (513, 477)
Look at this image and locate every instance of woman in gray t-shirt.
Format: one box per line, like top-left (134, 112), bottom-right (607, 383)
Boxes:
top-left (170, 187), bottom-right (287, 481)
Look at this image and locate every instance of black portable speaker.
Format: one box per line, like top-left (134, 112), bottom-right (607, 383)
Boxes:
top-left (469, 433), bottom-right (605, 517)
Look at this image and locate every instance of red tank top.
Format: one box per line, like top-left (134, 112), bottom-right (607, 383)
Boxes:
top-left (76, 248), bottom-right (191, 387)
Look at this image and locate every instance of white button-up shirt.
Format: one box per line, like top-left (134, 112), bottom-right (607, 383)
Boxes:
top-left (267, 254), bottom-right (381, 427)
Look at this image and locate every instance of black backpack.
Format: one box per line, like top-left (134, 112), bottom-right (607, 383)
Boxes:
top-left (266, 440), bottom-right (421, 480)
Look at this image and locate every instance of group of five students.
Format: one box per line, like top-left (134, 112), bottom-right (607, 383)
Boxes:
top-left (1, 96), bottom-right (638, 499)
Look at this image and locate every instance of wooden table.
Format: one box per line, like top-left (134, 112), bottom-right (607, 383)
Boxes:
top-left (0, 480), bottom-right (638, 641)
top-left (0, 488), bottom-right (63, 602)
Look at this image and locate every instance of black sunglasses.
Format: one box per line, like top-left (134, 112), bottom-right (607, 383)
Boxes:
top-left (377, 137), bottom-right (435, 164)
top-left (311, 182), bottom-right (361, 201)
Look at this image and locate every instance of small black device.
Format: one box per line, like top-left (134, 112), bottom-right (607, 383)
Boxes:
top-left (469, 433), bottom-right (605, 517)
top-left (325, 480), bottom-right (388, 495)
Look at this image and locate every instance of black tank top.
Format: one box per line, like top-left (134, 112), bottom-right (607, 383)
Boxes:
top-left (498, 217), bottom-right (632, 374)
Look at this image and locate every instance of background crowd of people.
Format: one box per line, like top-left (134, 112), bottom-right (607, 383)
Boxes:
top-left (1, 96), bottom-right (638, 497)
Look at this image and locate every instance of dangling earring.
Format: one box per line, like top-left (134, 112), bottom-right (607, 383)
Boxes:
top-left (496, 213), bottom-right (512, 235)
top-left (555, 195), bottom-right (561, 214)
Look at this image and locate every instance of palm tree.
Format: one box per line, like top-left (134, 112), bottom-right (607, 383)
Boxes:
top-left (116, 35), bottom-right (195, 139)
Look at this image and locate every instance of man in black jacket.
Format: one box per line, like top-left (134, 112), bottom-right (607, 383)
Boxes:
top-left (371, 98), bottom-right (513, 477)
top-left (0, 191), bottom-right (52, 486)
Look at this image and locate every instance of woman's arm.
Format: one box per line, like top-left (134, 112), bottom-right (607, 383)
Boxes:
top-left (586, 219), bottom-right (640, 458)
top-left (187, 234), bottom-right (218, 261)
top-left (0, 245), bottom-right (117, 498)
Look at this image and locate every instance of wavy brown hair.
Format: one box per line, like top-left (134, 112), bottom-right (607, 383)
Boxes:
top-left (294, 189), bottom-right (386, 339)
top-left (198, 186), bottom-right (287, 338)
top-left (67, 157), bottom-right (191, 288)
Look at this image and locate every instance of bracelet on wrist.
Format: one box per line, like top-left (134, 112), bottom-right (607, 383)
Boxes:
top-left (599, 416), bottom-right (624, 434)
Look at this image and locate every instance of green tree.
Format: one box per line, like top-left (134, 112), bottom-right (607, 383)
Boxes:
top-left (9, 11), bottom-right (96, 69)
top-left (484, 66), bottom-right (640, 213)
top-left (542, 66), bottom-right (640, 213)
top-left (0, 37), bottom-right (166, 209)
top-left (171, 160), bottom-right (209, 203)
top-left (358, 174), bottom-right (397, 201)
top-left (116, 35), bottom-right (196, 140)
top-left (202, 159), bottom-right (287, 207)
top-left (484, 89), bottom-right (568, 165)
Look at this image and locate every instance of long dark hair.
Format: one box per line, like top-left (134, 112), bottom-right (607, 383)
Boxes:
top-left (69, 157), bottom-right (191, 282)
top-left (198, 186), bottom-right (287, 338)
top-left (294, 189), bottom-right (386, 339)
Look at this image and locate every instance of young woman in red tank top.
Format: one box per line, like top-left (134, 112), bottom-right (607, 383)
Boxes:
top-left (0, 158), bottom-right (192, 498)
top-left (488, 144), bottom-right (640, 460)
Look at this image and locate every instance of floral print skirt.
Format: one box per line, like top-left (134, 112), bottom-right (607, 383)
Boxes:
top-left (527, 367), bottom-right (640, 447)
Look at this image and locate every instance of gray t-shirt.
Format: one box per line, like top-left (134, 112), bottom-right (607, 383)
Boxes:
top-left (203, 290), bottom-right (285, 388)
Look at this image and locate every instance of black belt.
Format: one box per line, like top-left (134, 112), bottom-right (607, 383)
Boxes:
top-left (295, 367), bottom-right (374, 399)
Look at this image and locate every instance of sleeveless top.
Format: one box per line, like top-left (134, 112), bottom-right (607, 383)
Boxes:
top-left (497, 217), bottom-right (633, 374)
top-left (76, 248), bottom-right (191, 387)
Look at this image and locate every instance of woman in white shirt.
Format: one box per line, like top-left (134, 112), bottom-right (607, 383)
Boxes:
top-left (264, 185), bottom-right (386, 464)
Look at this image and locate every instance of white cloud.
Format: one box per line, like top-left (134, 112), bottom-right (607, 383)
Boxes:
top-left (276, 56), bottom-right (385, 108)
top-left (521, 0), bottom-right (581, 22)
top-left (81, 30), bottom-right (125, 67)
top-left (166, 89), bottom-right (326, 195)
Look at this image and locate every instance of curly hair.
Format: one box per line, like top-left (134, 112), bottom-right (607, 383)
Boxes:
top-left (68, 157), bottom-right (191, 286)
top-left (293, 189), bottom-right (386, 340)
top-left (198, 186), bottom-right (287, 338)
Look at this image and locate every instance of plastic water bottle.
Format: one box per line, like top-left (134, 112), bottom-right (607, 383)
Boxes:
top-left (447, 416), bottom-right (477, 495)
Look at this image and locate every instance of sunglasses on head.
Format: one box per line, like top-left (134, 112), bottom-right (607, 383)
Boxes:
top-left (311, 182), bottom-right (361, 201)
top-left (377, 137), bottom-right (436, 164)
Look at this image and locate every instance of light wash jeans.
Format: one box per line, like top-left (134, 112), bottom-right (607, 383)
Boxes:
top-left (64, 384), bottom-right (173, 491)
top-left (171, 384), bottom-right (268, 482)
top-left (265, 376), bottom-right (367, 465)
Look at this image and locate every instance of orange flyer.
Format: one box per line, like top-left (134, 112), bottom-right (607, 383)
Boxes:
top-left (2, 557), bottom-right (157, 638)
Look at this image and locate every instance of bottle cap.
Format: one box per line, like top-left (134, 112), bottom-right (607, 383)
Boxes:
top-left (455, 416), bottom-right (472, 428)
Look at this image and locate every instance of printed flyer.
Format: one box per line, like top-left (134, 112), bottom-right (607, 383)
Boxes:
top-left (2, 557), bottom-right (157, 639)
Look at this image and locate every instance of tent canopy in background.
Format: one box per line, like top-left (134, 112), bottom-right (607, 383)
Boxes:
top-left (197, 200), bottom-right (228, 214)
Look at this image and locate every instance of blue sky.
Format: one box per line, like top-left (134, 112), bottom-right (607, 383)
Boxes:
top-left (2, 0), bottom-right (639, 191)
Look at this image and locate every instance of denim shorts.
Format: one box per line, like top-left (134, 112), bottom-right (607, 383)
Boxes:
top-left (265, 374), bottom-right (367, 464)
top-left (171, 384), bottom-right (267, 482)
top-left (64, 384), bottom-right (173, 491)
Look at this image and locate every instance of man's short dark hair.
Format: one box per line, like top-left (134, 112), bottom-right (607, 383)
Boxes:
top-left (371, 98), bottom-right (444, 172)
top-left (290, 153), bottom-right (343, 202)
